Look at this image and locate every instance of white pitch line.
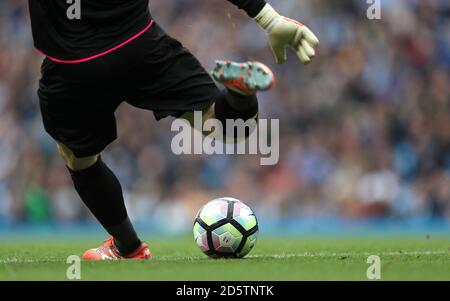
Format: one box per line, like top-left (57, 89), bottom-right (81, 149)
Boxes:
top-left (0, 258), bottom-right (63, 264)
top-left (247, 250), bottom-right (449, 259)
top-left (0, 250), bottom-right (447, 265)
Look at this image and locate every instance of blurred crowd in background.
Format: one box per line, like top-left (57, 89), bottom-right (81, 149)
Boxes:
top-left (0, 0), bottom-right (449, 232)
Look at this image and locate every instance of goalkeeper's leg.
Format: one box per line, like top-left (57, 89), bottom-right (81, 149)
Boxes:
top-left (181, 60), bottom-right (275, 141)
top-left (56, 143), bottom-right (150, 260)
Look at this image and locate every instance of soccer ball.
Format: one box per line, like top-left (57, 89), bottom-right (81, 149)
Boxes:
top-left (193, 197), bottom-right (258, 258)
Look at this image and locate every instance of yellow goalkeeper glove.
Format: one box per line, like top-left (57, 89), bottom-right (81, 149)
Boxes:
top-left (254, 3), bottom-right (319, 65)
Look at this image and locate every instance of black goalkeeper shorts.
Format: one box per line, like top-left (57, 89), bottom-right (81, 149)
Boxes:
top-left (38, 22), bottom-right (218, 157)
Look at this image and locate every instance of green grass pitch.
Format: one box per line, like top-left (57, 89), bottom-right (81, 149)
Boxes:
top-left (0, 236), bottom-right (449, 280)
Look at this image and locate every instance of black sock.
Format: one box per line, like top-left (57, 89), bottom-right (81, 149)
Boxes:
top-left (109, 217), bottom-right (142, 255)
top-left (214, 89), bottom-right (259, 140)
top-left (224, 89), bottom-right (259, 112)
top-left (67, 158), bottom-right (141, 255)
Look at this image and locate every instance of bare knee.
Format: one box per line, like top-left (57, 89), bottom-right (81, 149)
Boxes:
top-left (56, 143), bottom-right (100, 171)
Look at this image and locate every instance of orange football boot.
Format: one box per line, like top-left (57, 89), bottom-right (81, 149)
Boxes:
top-left (212, 60), bottom-right (275, 95)
top-left (82, 237), bottom-right (151, 261)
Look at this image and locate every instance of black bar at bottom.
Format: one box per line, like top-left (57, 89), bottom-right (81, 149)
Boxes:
top-left (0, 281), bottom-right (448, 299)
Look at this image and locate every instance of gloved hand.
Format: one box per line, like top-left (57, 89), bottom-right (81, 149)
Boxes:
top-left (254, 4), bottom-right (319, 64)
